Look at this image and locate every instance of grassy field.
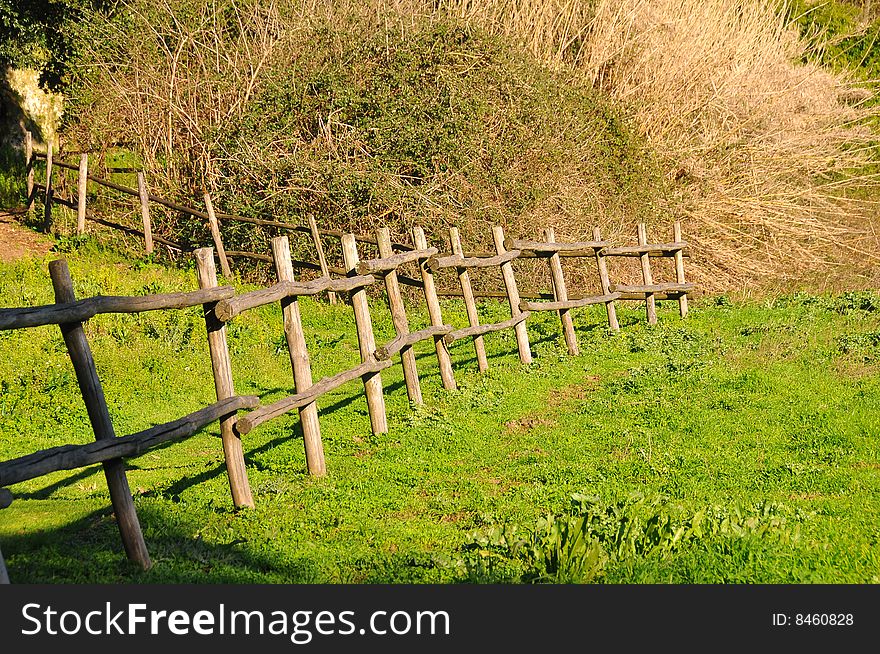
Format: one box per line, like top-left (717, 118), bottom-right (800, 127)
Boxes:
top-left (0, 243), bottom-right (879, 583)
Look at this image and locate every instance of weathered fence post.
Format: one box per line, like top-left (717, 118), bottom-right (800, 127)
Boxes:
top-left (492, 226), bottom-right (532, 364)
top-left (309, 216), bottom-right (336, 305)
top-left (0, 488), bottom-right (12, 583)
top-left (48, 259), bottom-right (152, 569)
top-left (341, 234), bottom-right (388, 435)
top-left (377, 228), bottom-right (423, 405)
top-left (75, 153), bottom-right (88, 235)
top-left (413, 226), bottom-right (457, 390)
top-left (593, 226), bottom-right (620, 331)
top-left (673, 221), bottom-right (689, 319)
top-left (25, 131), bottom-right (34, 214)
top-left (545, 227), bottom-right (578, 355)
top-left (203, 194), bottom-right (232, 278)
top-left (449, 227), bottom-right (488, 373)
top-left (271, 236), bottom-right (327, 476)
top-left (637, 223), bottom-right (658, 325)
top-left (194, 248), bottom-right (254, 508)
top-left (42, 142), bottom-right (53, 233)
top-left (137, 172), bottom-right (153, 255)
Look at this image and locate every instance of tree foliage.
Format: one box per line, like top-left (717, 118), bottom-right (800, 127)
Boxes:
top-left (0, 0), bottom-right (110, 89)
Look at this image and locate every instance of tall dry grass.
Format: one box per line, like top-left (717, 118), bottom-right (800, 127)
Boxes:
top-left (438, 0), bottom-right (880, 289)
top-left (69, 0), bottom-right (879, 290)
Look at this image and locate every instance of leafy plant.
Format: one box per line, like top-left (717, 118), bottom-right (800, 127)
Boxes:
top-left (464, 493), bottom-right (798, 583)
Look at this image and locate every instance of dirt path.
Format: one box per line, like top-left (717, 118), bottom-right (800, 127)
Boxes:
top-left (0, 210), bottom-right (53, 262)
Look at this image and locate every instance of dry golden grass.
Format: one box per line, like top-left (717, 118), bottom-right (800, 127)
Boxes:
top-left (438, 0), bottom-right (880, 290)
top-left (70, 0), bottom-right (880, 292)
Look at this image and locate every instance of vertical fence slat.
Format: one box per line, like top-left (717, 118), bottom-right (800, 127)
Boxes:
top-left (492, 226), bottom-right (532, 365)
top-left (203, 194), bottom-right (232, 278)
top-left (271, 236), bottom-right (327, 476)
top-left (413, 226), bottom-right (457, 390)
top-left (195, 247), bottom-right (254, 508)
top-left (673, 221), bottom-right (689, 319)
top-left (309, 216), bottom-right (337, 305)
top-left (0, 542), bottom-right (8, 584)
top-left (137, 172), bottom-right (153, 255)
top-left (25, 131), bottom-right (34, 214)
top-left (637, 223), bottom-right (658, 325)
top-left (377, 227), bottom-right (423, 405)
top-left (48, 259), bottom-right (152, 569)
top-left (76, 154), bottom-right (88, 236)
top-left (545, 227), bottom-right (578, 356)
top-left (449, 227), bottom-right (488, 373)
top-left (341, 234), bottom-right (388, 435)
top-left (42, 142), bottom-right (53, 233)
top-left (593, 226), bottom-right (620, 332)
top-left (0, 488), bottom-right (10, 582)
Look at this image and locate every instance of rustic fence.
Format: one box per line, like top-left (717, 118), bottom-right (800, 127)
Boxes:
top-left (23, 132), bottom-right (692, 303)
top-left (1, 135), bottom-right (695, 583)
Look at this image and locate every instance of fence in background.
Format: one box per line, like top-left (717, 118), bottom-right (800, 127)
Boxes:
top-left (0, 134), bottom-right (695, 583)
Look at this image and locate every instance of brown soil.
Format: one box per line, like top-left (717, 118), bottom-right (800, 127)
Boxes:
top-left (0, 210), bottom-right (52, 262)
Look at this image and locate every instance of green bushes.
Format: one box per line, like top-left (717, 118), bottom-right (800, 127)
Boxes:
top-left (788, 0), bottom-right (880, 90)
top-left (463, 493), bottom-right (799, 583)
top-left (212, 21), bottom-right (661, 254)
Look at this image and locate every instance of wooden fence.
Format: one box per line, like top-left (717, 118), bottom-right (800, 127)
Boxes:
top-left (24, 132), bottom-right (692, 301)
top-left (1, 136), bottom-right (696, 583)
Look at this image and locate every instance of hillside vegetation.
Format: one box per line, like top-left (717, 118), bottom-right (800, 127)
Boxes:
top-left (48, 0), bottom-right (877, 293)
top-left (1, 245), bottom-right (879, 582)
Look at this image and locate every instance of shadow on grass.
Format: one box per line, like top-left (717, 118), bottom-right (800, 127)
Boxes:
top-left (0, 501), bottom-right (465, 583)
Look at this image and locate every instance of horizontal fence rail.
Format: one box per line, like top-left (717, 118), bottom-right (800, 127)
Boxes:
top-left (0, 395), bottom-right (259, 487)
top-left (0, 286), bottom-right (234, 330)
top-left (519, 293), bottom-right (620, 312)
top-left (214, 275), bottom-right (376, 321)
top-left (5, 133), bottom-right (698, 583)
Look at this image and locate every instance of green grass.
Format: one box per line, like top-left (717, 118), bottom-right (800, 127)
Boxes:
top-left (0, 243), bottom-right (879, 583)
top-left (0, 145), bottom-right (27, 209)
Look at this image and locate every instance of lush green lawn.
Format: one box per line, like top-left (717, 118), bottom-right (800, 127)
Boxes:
top-left (0, 244), bottom-right (879, 583)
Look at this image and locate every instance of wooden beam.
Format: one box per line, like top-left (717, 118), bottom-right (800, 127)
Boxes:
top-left (137, 172), bottom-right (153, 254)
top-left (195, 248), bottom-right (254, 508)
top-left (0, 543), bottom-right (7, 584)
top-left (602, 242), bottom-right (687, 257)
top-left (215, 275), bottom-right (375, 322)
top-left (0, 396), bottom-right (258, 486)
top-left (492, 226), bottom-right (532, 364)
top-left (204, 194), bottom-right (232, 278)
top-left (0, 286), bottom-right (235, 331)
top-left (377, 227), bottom-right (423, 405)
top-left (309, 216), bottom-right (336, 305)
top-left (610, 282), bottom-right (694, 294)
top-left (674, 221), bottom-right (689, 319)
top-left (593, 226), bottom-right (620, 331)
top-left (272, 236), bottom-right (326, 477)
top-left (25, 131), bottom-right (34, 215)
top-left (520, 293), bottom-right (621, 312)
top-left (341, 234), bottom-right (388, 435)
top-left (443, 312), bottom-right (531, 344)
top-left (449, 227), bottom-right (488, 373)
top-left (84, 214), bottom-right (185, 250)
top-left (375, 325), bottom-right (453, 361)
top-left (76, 154), bottom-right (88, 235)
top-left (48, 259), bottom-right (151, 569)
top-left (637, 223), bottom-right (657, 325)
top-left (427, 249), bottom-right (520, 272)
top-left (357, 247), bottom-right (438, 275)
top-left (545, 227), bottom-right (578, 356)
top-left (236, 358), bottom-right (394, 435)
top-left (42, 142), bottom-right (53, 233)
top-left (413, 226), bottom-right (457, 390)
top-left (505, 239), bottom-right (607, 256)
